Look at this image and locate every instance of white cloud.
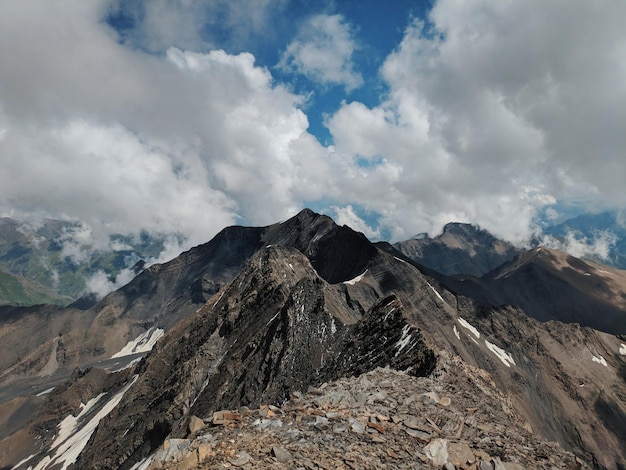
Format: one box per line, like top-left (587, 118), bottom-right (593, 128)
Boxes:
top-left (540, 231), bottom-right (617, 261)
top-left (0, 0), bottom-right (329, 259)
top-left (86, 268), bottom-right (136, 299)
top-left (325, 0), bottom-right (626, 243)
top-left (1, 0), bottom-right (625, 268)
top-left (108, 0), bottom-right (285, 53)
top-left (331, 205), bottom-right (381, 241)
top-left (279, 14), bottom-right (363, 91)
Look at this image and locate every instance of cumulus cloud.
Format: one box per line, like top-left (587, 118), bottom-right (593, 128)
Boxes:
top-left (540, 231), bottom-right (618, 262)
top-left (325, 0), bottom-right (626, 243)
top-left (86, 268), bottom-right (137, 300)
top-left (108, 0), bottom-right (284, 53)
top-left (331, 205), bottom-right (381, 241)
top-left (0, 0), bottom-right (329, 258)
top-left (279, 14), bottom-right (363, 91)
top-left (1, 0), bottom-right (625, 285)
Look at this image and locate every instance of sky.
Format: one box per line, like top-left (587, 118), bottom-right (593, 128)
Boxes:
top-left (1, 0), bottom-right (626, 263)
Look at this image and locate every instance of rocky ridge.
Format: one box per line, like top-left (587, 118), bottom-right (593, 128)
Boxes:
top-left (1, 210), bottom-right (625, 470)
top-left (133, 358), bottom-right (585, 470)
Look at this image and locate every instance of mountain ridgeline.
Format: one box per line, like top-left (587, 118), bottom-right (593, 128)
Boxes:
top-left (0, 209), bottom-right (624, 469)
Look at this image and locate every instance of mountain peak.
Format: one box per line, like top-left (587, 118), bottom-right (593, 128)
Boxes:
top-left (394, 222), bottom-right (521, 277)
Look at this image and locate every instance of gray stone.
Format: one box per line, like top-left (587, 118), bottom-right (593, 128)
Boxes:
top-left (349, 417), bottom-right (365, 434)
top-left (405, 428), bottom-right (431, 441)
top-left (272, 446), bottom-right (293, 463)
top-left (503, 463), bottom-right (524, 470)
top-left (333, 424), bottom-right (348, 433)
top-left (424, 439), bottom-right (449, 466)
top-left (315, 416), bottom-right (329, 426)
top-left (231, 450), bottom-right (252, 466)
top-left (479, 461), bottom-right (494, 470)
top-left (448, 442), bottom-right (474, 466)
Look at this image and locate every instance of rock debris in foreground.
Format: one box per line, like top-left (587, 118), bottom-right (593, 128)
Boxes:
top-left (138, 358), bottom-right (586, 470)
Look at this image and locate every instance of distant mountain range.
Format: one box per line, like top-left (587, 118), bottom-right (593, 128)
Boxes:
top-left (0, 209), bottom-right (624, 469)
top-left (1, 211), bottom-right (624, 308)
top-left (0, 217), bottom-right (166, 305)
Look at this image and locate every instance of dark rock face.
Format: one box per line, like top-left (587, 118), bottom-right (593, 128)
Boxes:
top-left (394, 222), bottom-right (521, 277)
top-left (74, 246), bottom-right (436, 469)
top-left (0, 209), bottom-right (381, 388)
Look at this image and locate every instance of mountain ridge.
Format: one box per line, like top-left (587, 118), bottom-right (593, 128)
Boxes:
top-left (0, 209), bottom-right (624, 469)
top-left (394, 222), bottom-right (522, 277)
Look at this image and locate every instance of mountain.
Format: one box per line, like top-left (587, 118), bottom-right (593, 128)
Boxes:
top-left (542, 211), bottom-right (626, 269)
top-left (436, 247), bottom-right (626, 335)
top-left (394, 223), bottom-right (522, 277)
top-left (0, 267), bottom-right (73, 306)
top-left (0, 217), bottom-right (165, 303)
top-left (0, 210), bottom-right (624, 469)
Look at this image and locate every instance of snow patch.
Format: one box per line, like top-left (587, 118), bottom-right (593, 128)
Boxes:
top-left (343, 269), bottom-right (368, 285)
top-left (383, 306), bottom-right (396, 322)
top-left (36, 387), bottom-right (55, 397)
top-left (620, 344), bottom-right (626, 356)
top-left (129, 455), bottom-right (155, 470)
top-left (111, 327), bottom-right (164, 359)
top-left (457, 318), bottom-right (480, 339)
top-left (485, 340), bottom-right (516, 368)
top-left (394, 256), bottom-right (407, 264)
top-left (426, 282), bottom-right (444, 303)
top-left (592, 355), bottom-right (608, 367)
top-left (453, 325), bottom-right (460, 340)
top-left (12, 452), bottom-right (36, 468)
top-left (266, 311), bottom-right (280, 326)
top-left (395, 325), bottom-right (413, 356)
top-left (34, 376), bottom-right (138, 470)
top-left (110, 356), bottom-right (143, 373)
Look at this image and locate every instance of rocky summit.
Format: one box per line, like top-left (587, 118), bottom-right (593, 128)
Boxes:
top-left (132, 360), bottom-right (586, 470)
top-left (0, 209), bottom-right (625, 470)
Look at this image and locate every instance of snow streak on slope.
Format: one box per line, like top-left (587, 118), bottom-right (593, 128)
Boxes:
top-left (485, 340), bottom-right (516, 368)
top-left (592, 355), bottom-right (608, 367)
top-left (457, 317), bottom-right (480, 339)
top-left (426, 282), bottom-right (444, 303)
top-left (343, 269), bottom-right (368, 285)
top-left (32, 376), bottom-right (138, 470)
top-left (111, 327), bottom-right (164, 358)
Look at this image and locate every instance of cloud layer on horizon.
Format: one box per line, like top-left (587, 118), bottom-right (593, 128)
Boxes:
top-left (1, 0), bottom-right (625, 265)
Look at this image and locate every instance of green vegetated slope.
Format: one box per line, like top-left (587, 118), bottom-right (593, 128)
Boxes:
top-left (0, 218), bottom-right (166, 304)
top-left (0, 267), bottom-right (73, 306)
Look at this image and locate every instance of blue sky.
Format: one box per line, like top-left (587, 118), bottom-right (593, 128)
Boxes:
top-left (1, 0), bottom-right (625, 261)
top-left (106, 0), bottom-right (430, 145)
